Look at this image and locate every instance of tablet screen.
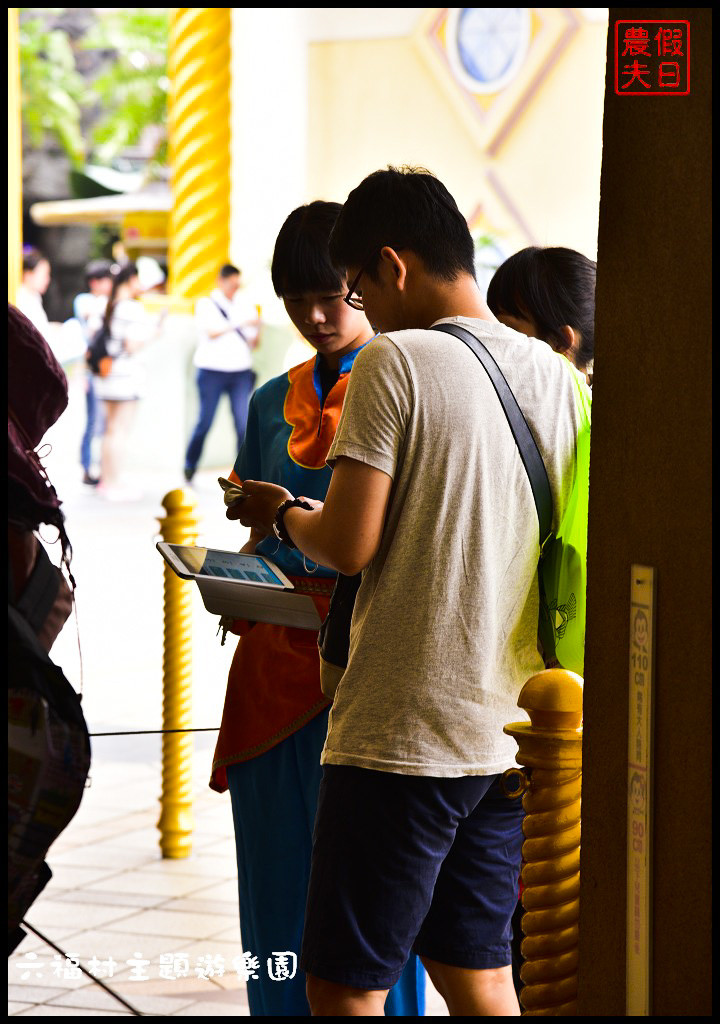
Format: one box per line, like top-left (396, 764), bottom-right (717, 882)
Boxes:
top-left (169, 546), bottom-right (287, 587)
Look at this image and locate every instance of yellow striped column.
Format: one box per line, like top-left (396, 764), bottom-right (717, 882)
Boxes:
top-left (167, 8), bottom-right (231, 301)
top-left (8, 8), bottom-right (22, 304)
top-left (157, 489), bottom-right (200, 858)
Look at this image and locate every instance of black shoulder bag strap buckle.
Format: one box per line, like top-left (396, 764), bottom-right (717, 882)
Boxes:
top-left (429, 323), bottom-right (553, 550)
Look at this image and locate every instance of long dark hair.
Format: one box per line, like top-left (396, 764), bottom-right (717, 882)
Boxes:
top-left (487, 246), bottom-right (596, 370)
top-left (102, 261), bottom-right (139, 329)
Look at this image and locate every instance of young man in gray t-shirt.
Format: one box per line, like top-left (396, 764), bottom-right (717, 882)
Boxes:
top-left (229, 168), bottom-right (581, 1015)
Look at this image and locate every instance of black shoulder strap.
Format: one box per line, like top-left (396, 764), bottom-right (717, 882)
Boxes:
top-left (211, 299), bottom-right (247, 342)
top-left (430, 323), bottom-right (553, 548)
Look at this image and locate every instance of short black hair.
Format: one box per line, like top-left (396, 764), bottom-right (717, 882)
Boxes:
top-left (487, 246), bottom-right (596, 370)
top-left (22, 247), bottom-right (47, 273)
top-left (271, 201), bottom-right (346, 297)
top-left (218, 263), bottom-right (241, 279)
top-left (329, 166), bottom-right (476, 282)
top-left (85, 258), bottom-right (114, 284)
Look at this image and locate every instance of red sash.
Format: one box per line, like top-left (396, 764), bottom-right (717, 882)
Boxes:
top-left (210, 579), bottom-right (334, 792)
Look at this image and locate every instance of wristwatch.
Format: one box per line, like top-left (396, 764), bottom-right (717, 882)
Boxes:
top-left (272, 497), bottom-right (314, 548)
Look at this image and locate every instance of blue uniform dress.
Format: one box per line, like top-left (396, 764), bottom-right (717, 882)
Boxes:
top-left (212, 347), bottom-right (426, 1016)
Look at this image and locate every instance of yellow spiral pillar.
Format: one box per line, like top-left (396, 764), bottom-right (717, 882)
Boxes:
top-left (503, 669), bottom-right (583, 1015)
top-left (157, 489), bottom-right (200, 858)
top-left (167, 8), bottom-right (231, 301)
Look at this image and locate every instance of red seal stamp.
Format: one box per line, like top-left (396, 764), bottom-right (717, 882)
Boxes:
top-left (614, 20), bottom-right (690, 96)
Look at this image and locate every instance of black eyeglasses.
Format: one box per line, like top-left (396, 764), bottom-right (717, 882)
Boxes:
top-left (343, 252), bottom-right (377, 310)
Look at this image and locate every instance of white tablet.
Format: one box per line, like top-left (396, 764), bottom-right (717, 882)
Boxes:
top-left (156, 543), bottom-right (322, 631)
top-left (157, 543), bottom-right (294, 589)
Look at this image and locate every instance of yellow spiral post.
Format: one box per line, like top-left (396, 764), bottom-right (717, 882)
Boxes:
top-left (503, 668), bottom-right (583, 1015)
top-left (156, 489), bottom-right (200, 858)
top-left (167, 8), bottom-right (231, 301)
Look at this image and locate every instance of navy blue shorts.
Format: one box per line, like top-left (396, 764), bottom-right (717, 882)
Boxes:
top-left (300, 765), bottom-right (524, 990)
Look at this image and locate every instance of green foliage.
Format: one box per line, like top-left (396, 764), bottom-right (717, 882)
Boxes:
top-left (473, 231), bottom-right (507, 295)
top-left (89, 223), bottom-right (122, 262)
top-left (81, 9), bottom-right (169, 164)
top-left (19, 10), bottom-right (88, 164)
top-left (19, 8), bottom-right (169, 168)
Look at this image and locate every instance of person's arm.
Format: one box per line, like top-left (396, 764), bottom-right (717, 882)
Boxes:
top-left (227, 339), bottom-right (407, 571)
top-left (195, 296), bottom-right (237, 340)
top-left (288, 458), bottom-right (392, 574)
top-left (229, 297), bottom-right (261, 348)
top-left (206, 323), bottom-right (234, 340)
top-left (227, 456), bottom-right (393, 575)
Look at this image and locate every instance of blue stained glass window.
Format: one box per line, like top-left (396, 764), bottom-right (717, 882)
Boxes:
top-left (454, 8), bottom-right (530, 90)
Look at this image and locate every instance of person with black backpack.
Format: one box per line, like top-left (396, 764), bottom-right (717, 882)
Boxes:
top-left (88, 262), bottom-right (163, 501)
top-left (8, 303), bottom-right (91, 955)
top-left (74, 259), bottom-right (114, 486)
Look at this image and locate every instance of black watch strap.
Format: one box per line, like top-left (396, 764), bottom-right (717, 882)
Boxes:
top-left (272, 498), bottom-right (314, 548)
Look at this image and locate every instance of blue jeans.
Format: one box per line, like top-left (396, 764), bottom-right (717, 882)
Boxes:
top-left (185, 368), bottom-right (256, 473)
top-left (80, 372), bottom-right (104, 473)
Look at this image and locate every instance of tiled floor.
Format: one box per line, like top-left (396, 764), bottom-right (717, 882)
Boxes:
top-left (9, 752), bottom-right (253, 1016)
top-left (9, 749), bottom-right (446, 1016)
top-left (8, 372), bottom-right (448, 1016)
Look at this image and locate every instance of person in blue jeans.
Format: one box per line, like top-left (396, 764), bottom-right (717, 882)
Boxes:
top-left (74, 259), bottom-right (114, 485)
top-left (184, 264), bottom-right (260, 483)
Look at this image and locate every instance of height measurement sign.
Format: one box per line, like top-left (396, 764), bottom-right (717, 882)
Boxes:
top-left (626, 565), bottom-right (656, 1015)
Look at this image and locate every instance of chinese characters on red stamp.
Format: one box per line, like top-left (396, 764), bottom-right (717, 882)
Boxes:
top-left (614, 20), bottom-right (690, 96)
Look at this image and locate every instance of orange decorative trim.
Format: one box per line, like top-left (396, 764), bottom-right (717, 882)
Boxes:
top-left (211, 697), bottom-right (332, 769)
top-left (283, 359), bottom-right (349, 470)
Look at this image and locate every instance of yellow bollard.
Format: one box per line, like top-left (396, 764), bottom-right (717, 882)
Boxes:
top-left (503, 668), bottom-right (583, 1016)
top-left (156, 489), bottom-right (199, 858)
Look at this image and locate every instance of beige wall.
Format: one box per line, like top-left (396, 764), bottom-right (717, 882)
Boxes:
top-left (307, 11), bottom-right (608, 266)
top-left (230, 9), bottom-right (609, 326)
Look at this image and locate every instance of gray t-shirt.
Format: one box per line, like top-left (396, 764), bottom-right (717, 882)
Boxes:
top-left (323, 316), bottom-right (583, 777)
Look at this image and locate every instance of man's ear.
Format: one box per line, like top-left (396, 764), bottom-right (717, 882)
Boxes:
top-left (558, 324), bottom-right (580, 356)
top-left (379, 246), bottom-right (408, 291)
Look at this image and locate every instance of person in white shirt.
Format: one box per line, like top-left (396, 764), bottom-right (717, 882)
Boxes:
top-left (183, 264), bottom-right (260, 483)
top-left (74, 259), bottom-right (114, 486)
top-left (228, 168), bottom-right (583, 1016)
top-left (93, 262), bottom-right (163, 500)
top-left (18, 247), bottom-right (87, 368)
top-left (17, 248), bottom-right (56, 343)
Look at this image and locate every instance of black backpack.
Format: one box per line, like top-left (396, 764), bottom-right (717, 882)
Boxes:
top-left (8, 548), bottom-right (91, 955)
top-left (86, 322), bottom-right (112, 376)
